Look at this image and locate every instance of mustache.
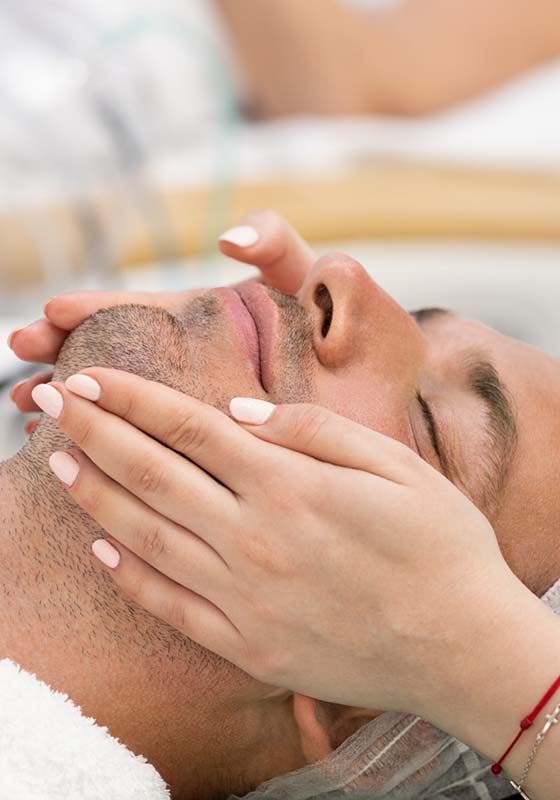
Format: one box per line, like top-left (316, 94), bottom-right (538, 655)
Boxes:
top-left (265, 285), bottom-right (315, 355)
top-left (172, 284), bottom-right (316, 406)
top-left (175, 285), bottom-right (315, 366)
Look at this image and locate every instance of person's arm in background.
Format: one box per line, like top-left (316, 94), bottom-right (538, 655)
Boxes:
top-left (216, 0), bottom-right (560, 117)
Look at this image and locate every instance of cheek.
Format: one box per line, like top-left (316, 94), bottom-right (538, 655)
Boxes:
top-left (314, 371), bottom-right (410, 445)
top-left (494, 482), bottom-right (560, 597)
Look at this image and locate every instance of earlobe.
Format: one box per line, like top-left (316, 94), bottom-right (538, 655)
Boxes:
top-left (293, 694), bottom-right (383, 764)
top-left (293, 694), bottom-right (333, 763)
top-left (325, 704), bottom-right (383, 752)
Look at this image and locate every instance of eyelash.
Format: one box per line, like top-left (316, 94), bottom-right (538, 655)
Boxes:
top-left (417, 393), bottom-right (443, 463)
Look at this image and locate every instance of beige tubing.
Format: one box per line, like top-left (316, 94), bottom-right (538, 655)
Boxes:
top-left (2, 163), bottom-right (560, 287)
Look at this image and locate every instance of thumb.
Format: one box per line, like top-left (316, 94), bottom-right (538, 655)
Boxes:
top-left (44, 290), bottom-right (184, 331)
top-left (229, 398), bottom-right (418, 482)
top-left (218, 210), bottom-right (316, 294)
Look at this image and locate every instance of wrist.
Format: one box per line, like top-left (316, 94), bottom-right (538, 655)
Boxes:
top-left (428, 580), bottom-right (560, 787)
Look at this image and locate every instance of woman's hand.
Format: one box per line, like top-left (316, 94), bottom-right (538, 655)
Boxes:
top-left (30, 368), bottom-right (539, 729)
top-left (8, 210), bottom-right (315, 423)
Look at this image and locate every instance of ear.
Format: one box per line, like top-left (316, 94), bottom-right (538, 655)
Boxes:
top-left (293, 694), bottom-right (382, 764)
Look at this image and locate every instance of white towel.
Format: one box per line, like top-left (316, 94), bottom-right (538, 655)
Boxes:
top-left (0, 659), bottom-right (170, 800)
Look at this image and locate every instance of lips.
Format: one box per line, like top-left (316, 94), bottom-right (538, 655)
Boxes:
top-left (213, 287), bottom-right (261, 388)
top-left (232, 283), bottom-right (279, 394)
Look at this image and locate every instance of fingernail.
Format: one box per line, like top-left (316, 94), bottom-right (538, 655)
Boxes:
top-left (7, 330), bottom-right (19, 350)
top-left (66, 374), bottom-right (101, 401)
top-left (218, 225), bottom-right (259, 248)
top-left (92, 539), bottom-right (120, 569)
top-left (31, 384), bottom-right (63, 419)
top-left (230, 397), bottom-right (276, 424)
top-left (9, 379), bottom-right (26, 401)
top-left (49, 452), bottom-right (80, 487)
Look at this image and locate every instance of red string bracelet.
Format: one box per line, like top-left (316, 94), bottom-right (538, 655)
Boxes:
top-left (491, 674), bottom-right (560, 775)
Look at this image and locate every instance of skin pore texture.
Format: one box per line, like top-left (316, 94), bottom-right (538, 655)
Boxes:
top-left (2, 253), bottom-right (560, 797)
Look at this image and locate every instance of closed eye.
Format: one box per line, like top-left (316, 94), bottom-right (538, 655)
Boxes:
top-left (416, 392), bottom-right (446, 472)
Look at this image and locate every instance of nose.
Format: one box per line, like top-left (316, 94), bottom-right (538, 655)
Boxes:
top-left (298, 252), bottom-right (418, 369)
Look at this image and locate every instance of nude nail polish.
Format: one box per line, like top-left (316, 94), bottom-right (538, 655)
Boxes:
top-left (66, 374), bottom-right (101, 401)
top-left (49, 452), bottom-right (80, 487)
top-left (31, 384), bottom-right (63, 419)
top-left (230, 397), bottom-right (276, 424)
top-left (218, 226), bottom-right (259, 248)
top-left (92, 540), bottom-right (120, 569)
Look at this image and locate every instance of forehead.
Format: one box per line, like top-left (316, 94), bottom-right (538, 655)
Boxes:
top-left (425, 313), bottom-right (560, 593)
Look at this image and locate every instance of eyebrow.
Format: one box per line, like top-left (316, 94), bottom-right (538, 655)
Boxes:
top-left (463, 356), bottom-right (519, 513)
top-left (410, 308), bottom-right (519, 514)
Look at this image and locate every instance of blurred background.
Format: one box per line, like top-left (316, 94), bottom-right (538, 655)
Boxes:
top-left (1, 0), bottom-right (560, 458)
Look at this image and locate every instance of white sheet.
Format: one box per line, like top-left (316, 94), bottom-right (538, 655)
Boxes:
top-left (151, 58), bottom-right (560, 193)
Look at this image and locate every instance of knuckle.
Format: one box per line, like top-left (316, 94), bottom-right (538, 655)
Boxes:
top-left (72, 415), bottom-right (95, 449)
top-left (137, 524), bottom-right (167, 561)
top-left (165, 597), bottom-right (189, 633)
top-left (162, 411), bottom-right (207, 454)
top-left (245, 538), bottom-right (291, 578)
top-left (80, 483), bottom-right (104, 516)
top-left (117, 390), bottom-right (137, 424)
top-left (130, 459), bottom-right (167, 495)
top-left (285, 404), bottom-right (329, 449)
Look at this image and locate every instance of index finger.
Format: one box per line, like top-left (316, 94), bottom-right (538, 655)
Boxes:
top-left (64, 368), bottom-right (285, 495)
top-left (219, 210), bottom-right (316, 294)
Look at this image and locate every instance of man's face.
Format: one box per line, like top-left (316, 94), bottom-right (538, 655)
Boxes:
top-left (11, 253), bottom-right (560, 798)
top-left (171, 253), bottom-right (560, 596)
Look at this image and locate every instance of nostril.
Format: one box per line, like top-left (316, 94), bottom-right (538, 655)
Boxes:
top-left (314, 284), bottom-right (333, 338)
